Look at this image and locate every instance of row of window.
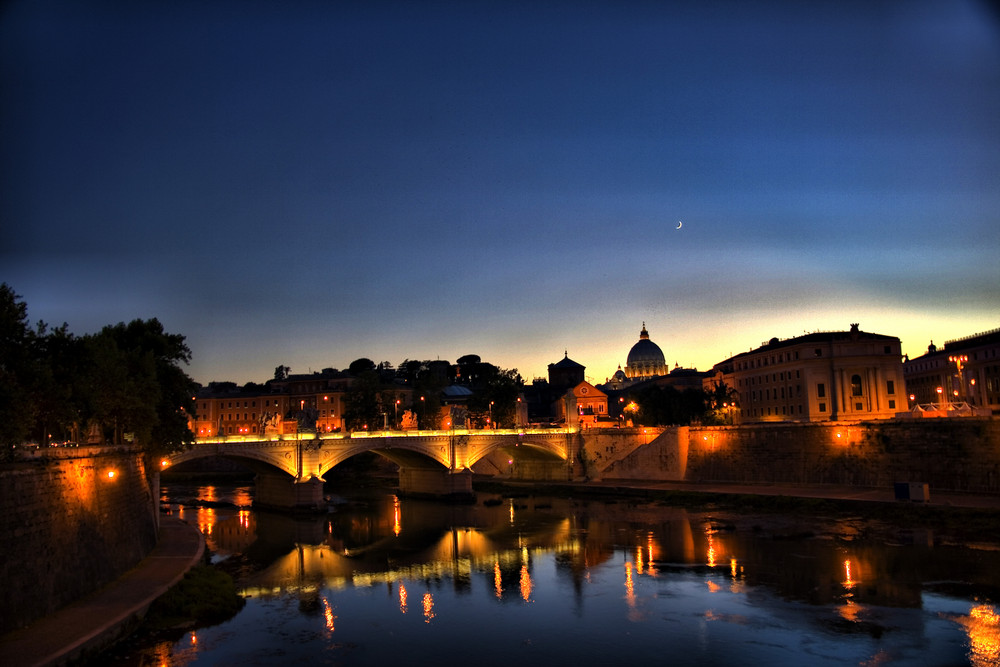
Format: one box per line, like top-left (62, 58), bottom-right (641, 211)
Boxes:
top-left (218, 410), bottom-right (341, 422)
top-left (743, 397), bottom-right (897, 420)
top-left (738, 370), bottom-right (802, 388)
top-left (737, 351), bottom-right (803, 371)
top-left (748, 385), bottom-right (802, 403)
top-left (202, 397), bottom-right (334, 413)
top-left (745, 405), bottom-right (806, 418)
top-left (743, 377), bottom-right (894, 411)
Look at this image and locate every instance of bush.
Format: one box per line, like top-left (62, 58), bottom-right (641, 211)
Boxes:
top-left (144, 565), bottom-right (244, 629)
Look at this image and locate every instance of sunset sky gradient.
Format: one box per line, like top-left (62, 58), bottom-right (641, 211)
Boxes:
top-left (3, 1), bottom-right (998, 385)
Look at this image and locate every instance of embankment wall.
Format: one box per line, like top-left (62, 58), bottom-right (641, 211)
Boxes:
top-left (0, 446), bottom-right (158, 634)
top-left (590, 418), bottom-right (1000, 493)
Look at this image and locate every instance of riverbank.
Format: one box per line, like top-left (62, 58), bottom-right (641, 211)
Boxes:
top-left (0, 516), bottom-right (204, 667)
top-left (480, 478), bottom-right (1000, 545)
top-left (483, 477), bottom-right (1000, 507)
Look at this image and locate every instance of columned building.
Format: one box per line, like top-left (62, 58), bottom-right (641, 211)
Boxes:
top-left (710, 324), bottom-right (904, 423)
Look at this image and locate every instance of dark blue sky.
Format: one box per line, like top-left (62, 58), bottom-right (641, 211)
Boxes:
top-left (3, 1), bottom-right (998, 384)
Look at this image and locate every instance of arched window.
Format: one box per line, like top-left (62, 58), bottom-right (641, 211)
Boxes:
top-left (851, 374), bottom-right (863, 397)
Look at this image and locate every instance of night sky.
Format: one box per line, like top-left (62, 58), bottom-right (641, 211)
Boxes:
top-left (3, 1), bottom-right (998, 385)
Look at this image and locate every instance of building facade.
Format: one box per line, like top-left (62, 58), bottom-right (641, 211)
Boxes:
top-left (710, 324), bottom-right (904, 423)
top-left (189, 370), bottom-right (366, 437)
top-left (903, 327), bottom-right (1000, 415)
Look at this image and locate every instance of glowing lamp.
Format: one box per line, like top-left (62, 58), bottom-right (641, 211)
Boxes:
top-left (106, 470), bottom-right (117, 480)
top-left (160, 459), bottom-right (169, 468)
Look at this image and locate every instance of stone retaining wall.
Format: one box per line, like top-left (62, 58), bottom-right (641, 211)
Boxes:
top-left (0, 447), bottom-right (157, 634)
top-left (593, 418), bottom-right (1000, 493)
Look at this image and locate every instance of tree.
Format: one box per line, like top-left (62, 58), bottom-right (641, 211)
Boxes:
top-left (0, 284), bottom-right (38, 450)
top-left (396, 359), bottom-right (423, 384)
top-left (706, 380), bottom-right (739, 424)
top-left (348, 358), bottom-right (376, 376)
top-left (466, 364), bottom-right (523, 427)
top-left (0, 288), bottom-right (197, 468)
top-left (631, 385), bottom-right (709, 426)
top-left (30, 321), bottom-right (86, 445)
top-left (80, 319), bottom-right (197, 465)
top-left (273, 365), bottom-right (290, 381)
top-left (343, 369), bottom-right (381, 430)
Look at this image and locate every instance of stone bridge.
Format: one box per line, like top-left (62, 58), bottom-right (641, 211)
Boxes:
top-left (160, 428), bottom-right (580, 509)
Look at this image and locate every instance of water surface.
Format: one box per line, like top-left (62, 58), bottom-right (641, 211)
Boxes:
top-left (108, 483), bottom-right (1000, 666)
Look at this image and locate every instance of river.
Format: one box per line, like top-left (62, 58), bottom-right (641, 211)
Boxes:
top-left (102, 482), bottom-right (999, 666)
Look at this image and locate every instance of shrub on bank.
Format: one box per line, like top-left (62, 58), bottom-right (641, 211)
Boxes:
top-left (144, 565), bottom-right (244, 630)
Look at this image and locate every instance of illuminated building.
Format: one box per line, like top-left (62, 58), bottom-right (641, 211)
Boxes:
top-left (552, 381), bottom-right (609, 427)
top-left (624, 323), bottom-right (668, 379)
top-left (188, 369), bottom-right (412, 436)
top-left (709, 323), bottom-right (904, 423)
top-left (523, 352), bottom-right (587, 424)
top-left (902, 327), bottom-right (1000, 416)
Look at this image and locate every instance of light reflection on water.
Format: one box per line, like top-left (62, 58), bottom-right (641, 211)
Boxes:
top-left (134, 485), bottom-right (1000, 667)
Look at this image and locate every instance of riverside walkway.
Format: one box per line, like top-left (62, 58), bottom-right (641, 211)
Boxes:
top-left (0, 516), bottom-right (204, 667)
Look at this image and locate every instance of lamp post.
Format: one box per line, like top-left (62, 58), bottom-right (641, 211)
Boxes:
top-left (948, 355), bottom-right (968, 402)
top-left (489, 401), bottom-right (494, 429)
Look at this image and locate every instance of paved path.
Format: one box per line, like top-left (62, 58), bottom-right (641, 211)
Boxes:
top-left (0, 516), bottom-right (204, 667)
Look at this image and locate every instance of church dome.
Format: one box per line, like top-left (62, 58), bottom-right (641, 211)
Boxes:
top-left (625, 324), bottom-right (667, 379)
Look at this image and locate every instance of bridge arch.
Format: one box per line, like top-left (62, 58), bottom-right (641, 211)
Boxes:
top-left (160, 441), bottom-right (299, 478)
top-left (464, 435), bottom-right (568, 469)
top-left (317, 439), bottom-right (451, 479)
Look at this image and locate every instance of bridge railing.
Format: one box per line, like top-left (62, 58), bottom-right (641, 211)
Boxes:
top-left (191, 426), bottom-right (577, 445)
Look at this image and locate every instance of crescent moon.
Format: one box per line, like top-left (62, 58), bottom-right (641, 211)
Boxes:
top-left (676, 220), bottom-right (682, 230)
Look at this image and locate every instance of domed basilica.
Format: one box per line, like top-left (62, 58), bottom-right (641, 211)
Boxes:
top-left (604, 323), bottom-right (672, 390)
top-left (625, 323), bottom-right (667, 379)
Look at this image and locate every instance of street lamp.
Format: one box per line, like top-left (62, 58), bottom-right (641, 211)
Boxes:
top-left (948, 355), bottom-right (969, 402)
top-left (489, 401), bottom-right (494, 429)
